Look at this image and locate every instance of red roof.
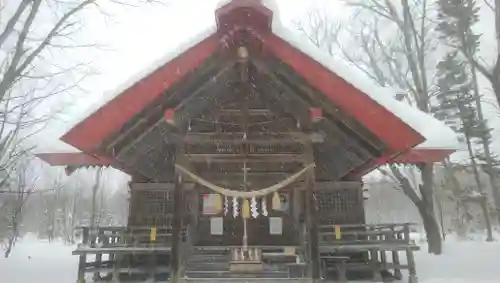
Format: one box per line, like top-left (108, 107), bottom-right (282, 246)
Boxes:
top-left (39, 0), bottom-right (454, 173)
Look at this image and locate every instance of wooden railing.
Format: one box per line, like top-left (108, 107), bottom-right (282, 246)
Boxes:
top-left (76, 226), bottom-right (173, 248)
top-left (318, 223), bottom-right (415, 245)
top-left (74, 225), bottom-right (188, 283)
top-left (317, 223), bottom-right (419, 283)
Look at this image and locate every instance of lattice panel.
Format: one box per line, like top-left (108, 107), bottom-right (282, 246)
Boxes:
top-left (128, 188), bottom-right (190, 228)
top-left (314, 188), bottom-right (365, 225)
top-left (116, 123), bottom-right (175, 181)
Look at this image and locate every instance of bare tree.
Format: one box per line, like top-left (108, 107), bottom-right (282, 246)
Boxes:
top-left (65, 177), bottom-right (84, 244)
top-left (2, 157), bottom-right (39, 258)
top-left (90, 167), bottom-right (103, 233)
top-left (298, 0), bottom-right (446, 253)
top-left (0, 0), bottom-right (164, 256)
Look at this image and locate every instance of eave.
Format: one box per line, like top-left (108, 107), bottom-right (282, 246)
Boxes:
top-left (35, 148), bottom-right (454, 170)
top-left (35, 152), bottom-right (114, 167)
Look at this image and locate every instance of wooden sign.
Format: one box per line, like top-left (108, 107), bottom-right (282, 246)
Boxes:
top-left (334, 225), bottom-right (342, 240)
top-left (150, 227), bottom-right (157, 242)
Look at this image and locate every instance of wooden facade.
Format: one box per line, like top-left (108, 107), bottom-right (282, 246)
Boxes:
top-left (35, 1), bottom-right (458, 282)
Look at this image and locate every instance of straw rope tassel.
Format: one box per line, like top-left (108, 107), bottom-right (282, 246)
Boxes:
top-left (242, 198), bottom-right (250, 219)
top-left (272, 191), bottom-right (281, 210)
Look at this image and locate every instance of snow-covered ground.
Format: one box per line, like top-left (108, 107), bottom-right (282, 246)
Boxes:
top-left (414, 240), bottom-right (500, 283)
top-left (0, 234), bottom-right (78, 283)
top-left (1, 234), bottom-right (499, 283)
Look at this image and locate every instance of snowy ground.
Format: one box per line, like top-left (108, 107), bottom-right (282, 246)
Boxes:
top-left (1, 234), bottom-right (499, 283)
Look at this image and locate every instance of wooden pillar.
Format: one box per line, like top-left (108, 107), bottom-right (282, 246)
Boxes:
top-left (170, 173), bottom-right (184, 283)
top-left (112, 254), bottom-right (122, 282)
top-left (406, 247), bottom-right (418, 283)
top-left (93, 229), bottom-right (104, 281)
top-left (392, 250), bottom-right (402, 279)
top-left (149, 252), bottom-right (157, 281)
top-left (77, 227), bottom-right (89, 283)
top-left (370, 248), bottom-right (383, 282)
top-left (304, 141), bottom-right (320, 283)
top-left (391, 227), bottom-right (402, 280)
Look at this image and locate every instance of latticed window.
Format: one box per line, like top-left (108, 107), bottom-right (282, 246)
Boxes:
top-left (314, 188), bottom-right (364, 224)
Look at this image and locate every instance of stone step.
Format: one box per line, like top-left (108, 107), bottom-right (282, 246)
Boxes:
top-left (187, 258), bottom-right (230, 262)
top-left (184, 270), bottom-right (289, 279)
top-left (182, 279), bottom-right (308, 283)
top-left (187, 255), bottom-right (230, 260)
top-left (186, 264), bottom-right (289, 272)
top-left (187, 258), bottom-right (230, 264)
top-left (186, 266), bottom-right (230, 272)
top-left (187, 261), bottom-right (229, 265)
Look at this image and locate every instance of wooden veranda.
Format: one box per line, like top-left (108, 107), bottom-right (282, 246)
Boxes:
top-left (73, 222), bottom-right (419, 283)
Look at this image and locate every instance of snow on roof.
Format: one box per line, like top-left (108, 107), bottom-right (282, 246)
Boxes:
top-left (262, 0), bottom-right (459, 150)
top-left (62, 25), bottom-right (217, 134)
top-left (63, 0), bottom-right (458, 152)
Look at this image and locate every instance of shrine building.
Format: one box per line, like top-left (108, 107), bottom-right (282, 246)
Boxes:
top-left (37, 1), bottom-right (458, 283)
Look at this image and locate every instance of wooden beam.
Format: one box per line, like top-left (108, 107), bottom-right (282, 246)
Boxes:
top-left (304, 139), bottom-right (321, 282)
top-left (170, 153), bottom-right (185, 283)
top-left (190, 174), bottom-right (361, 191)
top-left (216, 109), bottom-right (274, 117)
top-left (182, 132), bottom-right (325, 144)
top-left (185, 153), bottom-right (306, 163)
top-left (312, 181), bottom-right (362, 191)
top-left (130, 182), bottom-right (195, 191)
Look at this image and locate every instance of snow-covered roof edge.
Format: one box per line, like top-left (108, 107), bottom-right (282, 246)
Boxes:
top-left (62, 25), bottom-right (217, 137)
top-left (262, 0), bottom-right (459, 151)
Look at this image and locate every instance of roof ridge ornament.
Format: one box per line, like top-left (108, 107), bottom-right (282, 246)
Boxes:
top-left (231, 0), bottom-right (262, 3)
top-left (216, 0), bottom-right (273, 33)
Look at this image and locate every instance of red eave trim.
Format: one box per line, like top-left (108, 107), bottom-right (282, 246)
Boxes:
top-left (386, 148), bottom-right (456, 164)
top-left (36, 153), bottom-right (114, 167)
top-left (61, 34), bottom-right (221, 152)
top-left (262, 33), bottom-right (425, 152)
top-left (347, 148), bottom-right (455, 178)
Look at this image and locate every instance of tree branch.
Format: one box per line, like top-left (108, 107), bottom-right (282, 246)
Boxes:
top-left (390, 165), bottom-right (422, 204)
top-left (0, 0), bottom-right (32, 49)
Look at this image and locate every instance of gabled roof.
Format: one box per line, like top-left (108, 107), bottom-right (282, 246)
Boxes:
top-left (40, 0), bottom-right (458, 172)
